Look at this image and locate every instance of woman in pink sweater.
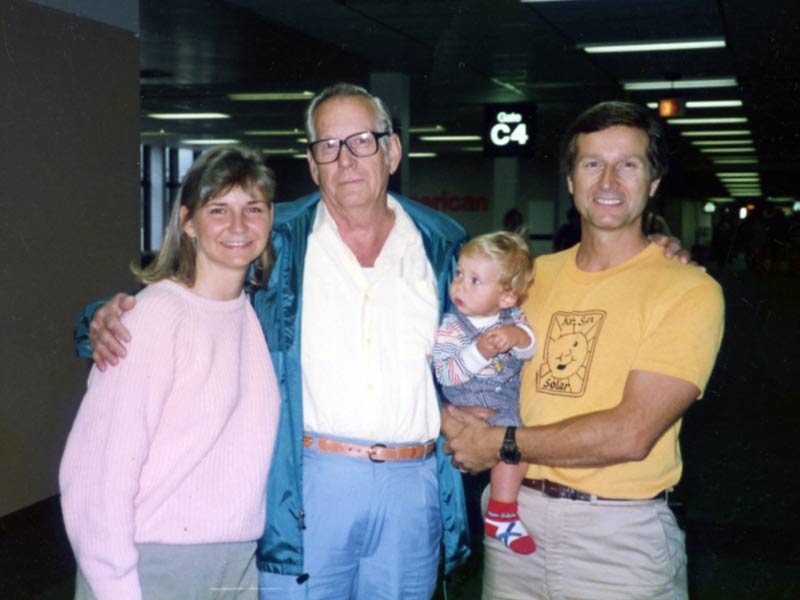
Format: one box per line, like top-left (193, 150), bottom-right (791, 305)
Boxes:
top-left (60, 146), bottom-right (280, 600)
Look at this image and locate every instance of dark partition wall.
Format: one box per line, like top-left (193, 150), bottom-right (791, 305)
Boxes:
top-left (0, 0), bottom-right (140, 516)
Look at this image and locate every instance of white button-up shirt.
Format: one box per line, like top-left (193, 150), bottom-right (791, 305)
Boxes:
top-left (301, 196), bottom-right (441, 443)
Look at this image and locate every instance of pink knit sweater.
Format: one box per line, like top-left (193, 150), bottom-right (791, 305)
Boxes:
top-left (60, 280), bottom-right (279, 600)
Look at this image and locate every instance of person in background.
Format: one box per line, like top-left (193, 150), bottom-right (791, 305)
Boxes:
top-left (443, 101), bottom-right (724, 600)
top-left (61, 146), bottom-right (280, 600)
top-left (553, 206), bottom-right (581, 251)
top-left (434, 231), bottom-right (536, 555)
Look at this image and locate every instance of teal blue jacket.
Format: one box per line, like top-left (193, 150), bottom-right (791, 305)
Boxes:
top-left (74, 191), bottom-right (471, 577)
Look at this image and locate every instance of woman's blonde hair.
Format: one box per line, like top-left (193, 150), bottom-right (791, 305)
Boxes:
top-left (460, 231), bottom-right (535, 303)
top-left (133, 145), bottom-right (276, 287)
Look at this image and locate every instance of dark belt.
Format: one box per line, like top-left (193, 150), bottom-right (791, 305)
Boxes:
top-left (522, 478), bottom-right (666, 502)
top-left (303, 435), bottom-right (435, 463)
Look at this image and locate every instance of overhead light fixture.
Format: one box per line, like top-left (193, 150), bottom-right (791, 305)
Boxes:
top-left (581, 38), bottom-right (725, 54)
top-left (418, 135), bottom-right (482, 142)
top-left (691, 140), bottom-right (752, 146)
top-left (182, 139), bottom-right (239, 145)
top-left (658, 98), bottom-right (683, 117)
top-left (715, 171), bottom-right (759, 177)
top-left (719, 178), bottom-right (760, 184)
top-left (408, 125), bottom-right (445, 133)
top-left (680, 130), bottom-right (751, 137)
top-left (726, 185), bottom-right (762, 190)
top-left (685, 100), bottom-right (742, 108)
top-left (793, 201), bottom-right (800, 212)
top-left (699, 147), bottom-right (755, 154)
top-left (708, 197), bottom-right (736, 203)
top-left (244, 129), bottom-right (304, 136)
top-left (261, 149), bottom-right (301, 155)
top-left (726, 186), bottom-right (762, 192)
top-left (712, 158), bottom-right (759, 165)
top-left (229, 91), bottom-right (315, 101)
top-left (408, 152), bottom-right (438, 158)
top-left (622, 78), bottom-right (737, 91)
top-left (141, 130), bottom-right (169, 136)
top-left (149, 113), bottom-right (230, 120)
top-left (668, 117), bottom-right (748, 125)
top-left (461, 146), bottom-right (484, 152)
top-left (717, 174), bottom-right (760, 180)
top-left (703, 201), bottom-right (717, 214)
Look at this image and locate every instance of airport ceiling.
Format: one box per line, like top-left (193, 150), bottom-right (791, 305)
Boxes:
top-left (140, 0), bottom-right (800, 202)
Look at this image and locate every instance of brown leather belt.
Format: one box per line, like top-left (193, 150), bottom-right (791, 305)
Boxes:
top-left (303, 435), bottom-right (436, 463)
top-left (522, 478), bottom-right (666, 502)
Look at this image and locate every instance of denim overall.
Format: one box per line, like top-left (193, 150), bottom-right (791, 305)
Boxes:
top-left (440, 308), bottom-right (524, 426)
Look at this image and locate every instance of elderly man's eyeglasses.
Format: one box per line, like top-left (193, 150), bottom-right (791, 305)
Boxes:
top-left (308, 131), bottom-right (390, 164)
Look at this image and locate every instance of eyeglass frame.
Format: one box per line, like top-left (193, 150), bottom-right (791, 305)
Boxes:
top-left (307, 130), bottom-right (391, 164)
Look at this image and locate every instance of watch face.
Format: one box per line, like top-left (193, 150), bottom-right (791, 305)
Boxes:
top-left (501, 428), bottom-right (521, 464)
top-left (502, 443), bottom-right (521, 464)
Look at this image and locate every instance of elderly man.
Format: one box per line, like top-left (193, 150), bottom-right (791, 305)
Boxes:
top-left (442, 101), bottom-right (724, 600)
top-left (76, 83), bottom-right (470, 600)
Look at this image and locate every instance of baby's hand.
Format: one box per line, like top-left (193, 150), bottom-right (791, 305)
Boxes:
top-left (476, 325), bottom-right (530, 359)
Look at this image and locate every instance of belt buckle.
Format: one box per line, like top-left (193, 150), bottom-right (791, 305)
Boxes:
top-left (368, 443), bottom-right (387, 463)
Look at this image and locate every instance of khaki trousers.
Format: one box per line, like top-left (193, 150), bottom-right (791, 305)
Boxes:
top-left (481, 486), bottom-right (688, 600)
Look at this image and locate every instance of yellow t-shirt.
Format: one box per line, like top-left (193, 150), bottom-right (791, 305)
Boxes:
top-left (520, 243), bottom-right (724, 498)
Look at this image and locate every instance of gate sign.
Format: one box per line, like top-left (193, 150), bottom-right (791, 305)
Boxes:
top-left (483, 103), bottom-right (536, 157)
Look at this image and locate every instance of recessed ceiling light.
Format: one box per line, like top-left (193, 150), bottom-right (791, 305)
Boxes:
top-left (680, 130), bottom-right (751, 137)
top-left (244, 129), bottom-right (304, 136)
top-left (712, 158), bottom-right (759, 165)
top-left (622, 78), bottom-right (737, 91)
top-left (691, 140), bottom-right (752, 146)
top-left (418, 135), bottom-right (482, 142)
top-left (261, 149), bottom-right (301, 155)
top-left (725, 185), bottom-right (762, 190)
top-left (182, 139), bottom-right (239, 145)
top-left (668, 117), bottom-right (748, 125)
top-left (685, 100), bottom-right (742, 108)
top-left (149, 113), bottom-right (230, 120)
top-left (229, 91), bottom-right (315, 101)
top-left (408, 125), bottom-right (446, 133)
top-left (699, 147), bottom-right (755, 154)
top-left (581, 39), bottom-right (725, 54)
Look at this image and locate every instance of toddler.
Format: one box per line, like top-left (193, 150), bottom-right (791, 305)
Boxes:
top-left (434, 231), bottom-right (536, 554)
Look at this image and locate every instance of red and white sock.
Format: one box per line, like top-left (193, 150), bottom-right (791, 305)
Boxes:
top-left (484, 498), bottom-right (536, 555)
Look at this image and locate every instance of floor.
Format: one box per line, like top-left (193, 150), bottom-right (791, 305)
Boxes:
top-left (3, 261), bottom-right (798, 599)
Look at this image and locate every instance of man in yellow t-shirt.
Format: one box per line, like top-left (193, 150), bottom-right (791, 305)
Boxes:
top-left (443, 101), bottom-right (724, 599)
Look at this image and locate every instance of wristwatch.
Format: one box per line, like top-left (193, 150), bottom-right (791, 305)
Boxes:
top-left (499, 426), bottom-right (521, 464)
